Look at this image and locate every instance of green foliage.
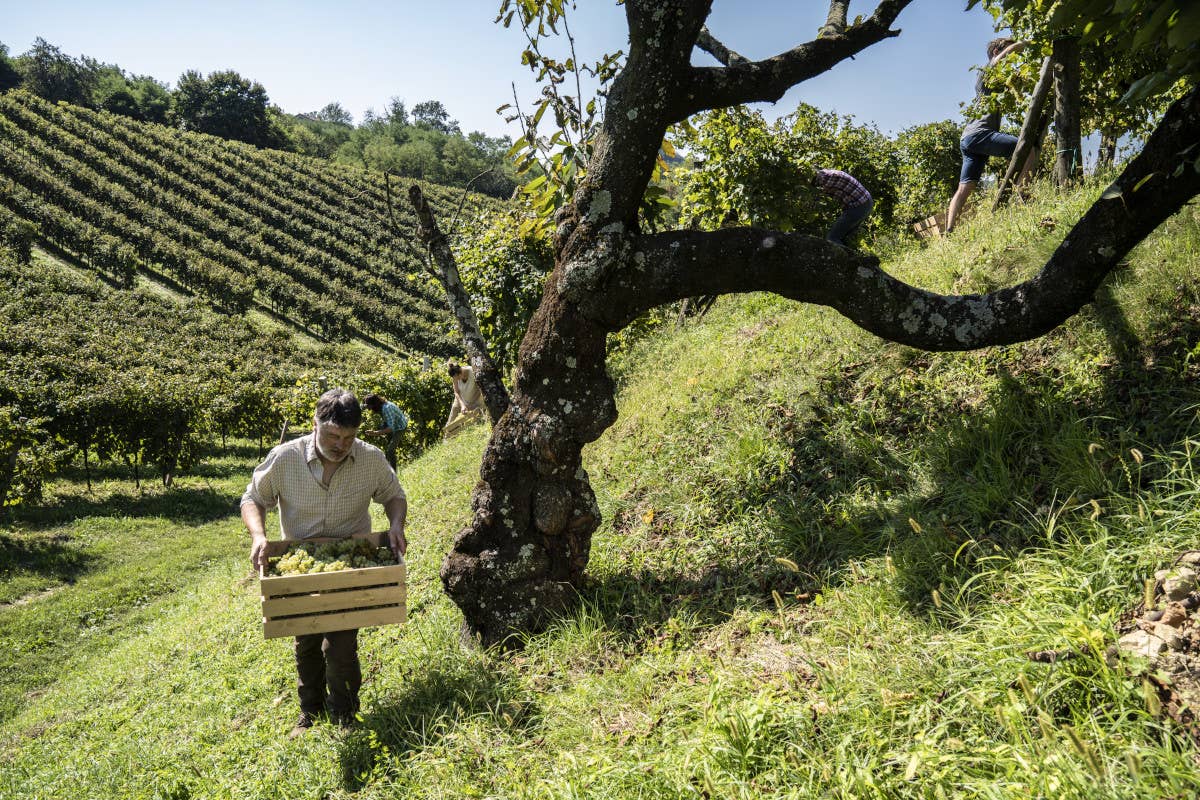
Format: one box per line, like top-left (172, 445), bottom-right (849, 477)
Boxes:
top-left (0, 245), bottom-right (370, 491)
top-left (275, 363), bottom-right (455, 460)
top-left (674, 104), bottom-right (902, 241)
top-left (455, 211), bottom-right (553, 373)
top-left (0, 408), bottom-right (57, 509)
top-left (335, 103), bottom-right (517, 199)
top-left (0, 90), bottom-right (470, 350)
top-left (412, 100), bottom-right (460, 135)
top-left (973, 0), bottom-right (1197, 151)
top-left (0, 209), bottom-right (38, 264)
top-left (893, 120), bottom-right (962, 224)
top-left (355, 363), bottom-right (454, 457)
top-left (497, 0), bottom-right (625, 236)
top-left (0, 42), bottom-right (21, 92)
top-left (172, 69), bottom-right (288, 149)
top-left (980, 0), bottom-right (1200, 102)
top-left (13, 38), bottom-right (94, 106)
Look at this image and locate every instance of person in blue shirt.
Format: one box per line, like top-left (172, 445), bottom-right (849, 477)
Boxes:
top-left (362, 394), bottom-right (408, 470)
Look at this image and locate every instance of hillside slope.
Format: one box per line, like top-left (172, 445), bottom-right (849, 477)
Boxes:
top-left (1, 177), bottom-right (1199, 799)
top-left (0, 90), bottom-right (502, 355)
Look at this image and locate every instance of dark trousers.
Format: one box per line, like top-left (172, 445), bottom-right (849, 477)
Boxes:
top-left (294, 629), bottom-right (361, 716)
top-left (383, 433), bottom-right (400, 471)
top-left (827, 198), bottom-right (873, 245)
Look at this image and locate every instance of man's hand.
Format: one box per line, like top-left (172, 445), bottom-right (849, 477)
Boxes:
top-left (388, 525), bottom-right (407, 560)
top-left (250, 535), bottom-right (269, 572)
top-left (242, 501), bottom-right (270, 573)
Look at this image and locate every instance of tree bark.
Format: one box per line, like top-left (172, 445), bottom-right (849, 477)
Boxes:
top-left (408, 184), bottom-right (509, 425)
top-left (695, 26), bottom-right (747, 66)
top-left (1052, 36), bottom-right (1083, 187)
top-left (440, 0), bottom-right (1200, 648)
top-left (994, 56), bottom-right (1054, 210)
top-left (1097, 129), bottom-right (1118, 172)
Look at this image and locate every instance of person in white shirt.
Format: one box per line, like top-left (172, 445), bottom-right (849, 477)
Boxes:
top-left (241, 388), bottom-right (407, 737)
top-left (443, 361), bottom-right (485, 436)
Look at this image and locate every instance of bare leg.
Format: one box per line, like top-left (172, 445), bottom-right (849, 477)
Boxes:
top-left (946, 181), bottom-right (976, 233)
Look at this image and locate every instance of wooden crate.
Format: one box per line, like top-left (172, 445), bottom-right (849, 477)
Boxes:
top-left (912, 211), bottom-right (947, 239)
top-left (259, 532), bottom-right (406, 639)
top-left (443, 408), bottom-right (484, 439)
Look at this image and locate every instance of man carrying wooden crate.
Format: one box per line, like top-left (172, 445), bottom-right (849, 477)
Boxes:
top-left (241, 388), bottom-right (408, 738)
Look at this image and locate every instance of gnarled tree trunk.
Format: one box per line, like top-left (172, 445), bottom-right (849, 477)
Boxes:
top-left (438, 0), bottom-right (1200, 647)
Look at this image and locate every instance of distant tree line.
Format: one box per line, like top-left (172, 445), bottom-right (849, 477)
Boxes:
top-left (0, 38), bottom-right (518, 198)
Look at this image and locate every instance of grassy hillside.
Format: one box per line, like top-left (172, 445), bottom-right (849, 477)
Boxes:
top-left (0, 90), bottom-right (502, 355)
top-left (2, 176), bottom-right (1199, 799)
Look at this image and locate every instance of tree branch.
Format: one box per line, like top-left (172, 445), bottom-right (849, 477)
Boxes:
top-left (672, 0), bottom-right (911, 121)
top-left (695, 25), bottom-right (748, 66)
top-left (581, 88), bottom-right (1200, 351)
top-left (821, 0), bottom-right (850, 37)
top-left (407, 184), bottom-right (510, 424)
top-left (994, 56), bottom-right (1054, 210)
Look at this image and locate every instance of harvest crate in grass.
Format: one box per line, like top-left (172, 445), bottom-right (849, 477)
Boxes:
top-left (912, 211), bottom-right (947, 239)
top-left (259, 532), bottom-right (406, 639)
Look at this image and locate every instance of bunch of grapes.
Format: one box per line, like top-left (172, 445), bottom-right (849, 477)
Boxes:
top-left (270, 538), bottom-right (398, 576)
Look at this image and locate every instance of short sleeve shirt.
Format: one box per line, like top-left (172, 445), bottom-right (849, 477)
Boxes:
top-left (240, 433), bottom-right (404, 540)
top-left (963, 70), bottom-right (1003, 137)
top-left (380, 401), bottom-right (407, 433)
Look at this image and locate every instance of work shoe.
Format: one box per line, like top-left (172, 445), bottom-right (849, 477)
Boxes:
top-left (289, 711), bottom-right (318, 739)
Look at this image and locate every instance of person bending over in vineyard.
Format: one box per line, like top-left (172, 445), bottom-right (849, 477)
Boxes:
top-left (443, 361), bottom-right (485, 439)
top-left (946, 37), bottom-right (1038, 233)
top-left (242, 388), bottom-right (408, 738)
top-left (362, 393), bottom-right (408, 471)
top-left (811, 167), bottom-right (874, 247)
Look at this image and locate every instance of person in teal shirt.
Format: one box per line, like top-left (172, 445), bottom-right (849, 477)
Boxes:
top-left (362, 394), bottom-right (407, 470)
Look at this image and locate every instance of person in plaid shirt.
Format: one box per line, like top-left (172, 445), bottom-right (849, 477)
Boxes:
top-left (811, 167), bottom-right (874, 246)
top-left (363, 393), bottom-right (408, 471)
top-left (242, 388), bottom-right (407, 738)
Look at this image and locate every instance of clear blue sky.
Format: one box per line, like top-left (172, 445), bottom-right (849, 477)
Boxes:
top-left (3, 1), bottom-right (1004, 139)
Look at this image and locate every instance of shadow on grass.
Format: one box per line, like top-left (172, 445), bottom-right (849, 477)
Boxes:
top-left (582, 283), bottom-right (1200, 640)
top-left (783, 285), bottom-right (1200, 619)
top-left (0, 531), bottom-right (96, 587)
top-left (339, 659), bottom-right (535, 791)
top-left (7, 485), bottom-right (239, 530)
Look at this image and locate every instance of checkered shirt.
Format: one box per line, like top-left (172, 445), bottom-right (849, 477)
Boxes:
top-left (814, 169), bottom-right (872, 209)
top-left (240, 433), bottom-right (404, 540)
top-left (380, 401), bottom-right (407, 433)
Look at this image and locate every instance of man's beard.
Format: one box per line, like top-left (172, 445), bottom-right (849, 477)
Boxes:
top-left (314, 436), bottom-right (350, 463)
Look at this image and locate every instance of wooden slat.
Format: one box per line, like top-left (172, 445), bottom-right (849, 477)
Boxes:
top-left (261, 563), bottom-right (405, 596)
top-left (263, 604), bottom-right (408, 639)
top-left (262, 584), bottom-right (406, 616)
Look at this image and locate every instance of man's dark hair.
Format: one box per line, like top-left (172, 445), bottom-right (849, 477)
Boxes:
top-left (315, 388), bottom-right (362, 428)
top-left (987, 37), bottom-right (1014, 61)
top-left (447, 362), bottom-right (462, 377)
top-left (363, 394), bottom-right (384, 411)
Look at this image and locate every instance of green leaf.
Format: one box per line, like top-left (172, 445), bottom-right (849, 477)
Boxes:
top-left (1167, 5), bottom-right (1200, 49)
top-left (1132, 172), bottom-right (1159, 192)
